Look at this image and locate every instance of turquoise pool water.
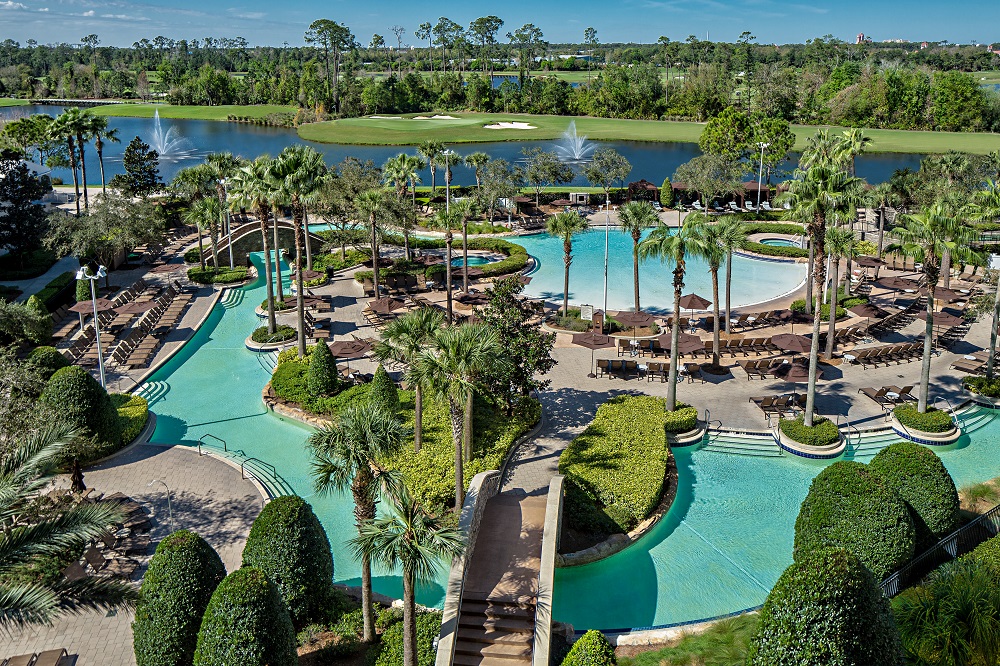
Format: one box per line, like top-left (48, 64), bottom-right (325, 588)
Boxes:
top-left (514, 230), bottom-right (807, 313)
top-left (760, 238), bottom-right (799, 247)
top-left (452, 256), bottom-right (491, 267)
top-left (141, 253), bottom-right (448, 606)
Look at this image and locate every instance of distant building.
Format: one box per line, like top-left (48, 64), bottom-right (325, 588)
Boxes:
top-left (989, 45), bottom-right (1000, 55)
top-left (856, 33), bottom-right (865, 44)
top-left (920, 42), bottom-right (930, 49)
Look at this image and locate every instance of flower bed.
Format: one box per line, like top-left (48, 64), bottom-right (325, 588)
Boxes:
top-left (963, 375), bottom-right (1000, 397)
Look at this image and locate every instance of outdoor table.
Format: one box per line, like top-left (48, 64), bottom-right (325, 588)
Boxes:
top-left (637, 364), bottom-right (648, 378)
top-left (886, 392), bottom-right (900, 401)
top-left (843, 353), bottom-right (857, 362)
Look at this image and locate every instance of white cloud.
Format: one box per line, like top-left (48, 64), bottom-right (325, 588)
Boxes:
top-left (101, 12), bottom-right (148, 20)
top-left (0, 1), bottom-right (29, 9)
top-left (235, 11), bottom-right (264, 19)
top-left (38, 6), bottom-right (49, 10)
top-left (80, 9), bottom-right (94, 15)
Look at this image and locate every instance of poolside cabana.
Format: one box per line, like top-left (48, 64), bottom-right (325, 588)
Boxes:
top-left (626, 180), bottom-right (659, 203)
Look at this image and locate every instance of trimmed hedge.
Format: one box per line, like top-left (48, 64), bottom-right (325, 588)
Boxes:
top-left (132, 530), bottom-right (226, 666)
top-left (558, 395), bottom-right (670, 533)
top-left (34, 271), bottom-right (75, 309)
top-left (354, 237), bottom-right (529, 284)
top-left (963, 375), bottom-right (1000, 397)
top-left (790, 299), bottom-right (846, 320)
top-left (746, 548), bottom-right (902, 666)
top-left (794, 461), bottom-right (915, 579)
top-left (193, 567), bottom-right (298, 666)
top-left (779, 416), bottom-right (841, 447)
top-left (27, 345), bottom-right (70, 379)
top-left (893, 404), bottom-right (954, 433)
top-left (965, 533), bottom-right (1000, 574)
top-left (743, 222), bottom-right (807, 235)
top-left (562, 630), bottom-right (617, 666)
top-left (743, 241), bottom-right (809, 259)
top-left (271, 360), bottom-right (310, 404)
top-left (187, 266), bottom-right (249, 284)
top-left (40, 366), bottom-right (121, 451)
top-left (869, 442), bottom-right (959, 549)
top-left (368, 364), bottom-right (399, 412)
top-left (241, 495), bottom-right (334, 629)
top-left (251, 324), bottom-right (295, 344)
top-left (112, 393), bottom-right (150, 444)
top-left (307, 339), bottom-right (339, 397)
top-left (664, 405), bottom-right (698, 433)
top-left (373, 611), bottom-right (443, 666)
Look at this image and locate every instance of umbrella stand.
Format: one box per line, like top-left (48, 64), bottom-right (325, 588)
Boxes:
top-left (589, 347), bottom-right (597, 378)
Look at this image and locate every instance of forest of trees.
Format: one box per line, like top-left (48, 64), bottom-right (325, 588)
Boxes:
top-left (1, 25), bottom-right (1000, 131)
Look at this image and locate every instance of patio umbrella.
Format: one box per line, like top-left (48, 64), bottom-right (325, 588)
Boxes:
top-left (856, 256), bottom-right (887, 268)
top-left (572, 332), bottom-right (615, 378)
top-left (367, 297), bottom-right (407, 314)
top-left (678, 293), bottom-right (711, 310)
top-left (774, 362), bottom-right (823, 383)
top-left (69, 298), bottom-right (116, 333)
top-left (328, 340), bottom-right (372, 360)
top-left (929, 288), bottom-right (962, 302)
top-left (615, 310), bottom-right (655, 341)
top-left (551, 198), bottom-right (572, 206)
top-left (658, 331), bottom-right (704, 355)
top-left (917, 310), bottom-right (965, 328)
top-left (848, 303), bottom-right (889, 320)
top-left (297, 269), bottom-right (324, 280)
top-left (456, 292), bottom-right (489, 306)
top-left (771, 333), bottom-right (812, 354)
top-left (461, 267), bottom-right (485, 279)
top-left (148, 262), bottom-right (183, 274)
top-left (113, 300), bottom-right (159, 315)
top-left (877, 276), bottom-right (921, 292)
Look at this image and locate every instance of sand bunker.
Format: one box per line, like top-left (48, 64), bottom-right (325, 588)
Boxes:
top-left (369, 115), bottom-right (403, 119)
top-left (412, 114), bottom-right (459, 120)
top-left (483, 121), bottom-right (537, 130)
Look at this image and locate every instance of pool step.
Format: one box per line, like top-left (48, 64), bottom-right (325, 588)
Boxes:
top-left (454, 596), bottom-right (535, 666)
top-left (135, 380), bottom-right (170, 405)
top-left (221, 289), bottom-right (244, 309)
top-left (703, 431), bottom-right (783, 457)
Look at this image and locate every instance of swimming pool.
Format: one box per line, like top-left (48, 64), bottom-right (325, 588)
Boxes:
top-left (514, 230), bottom-right (807, 313)
top-left (452, 256), bottom-right (491, 267)
top-left (759, 238), bottom-right (800, 248)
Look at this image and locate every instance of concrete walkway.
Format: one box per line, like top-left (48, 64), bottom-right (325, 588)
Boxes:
top-left (6, 255), bottom-right (80, 302)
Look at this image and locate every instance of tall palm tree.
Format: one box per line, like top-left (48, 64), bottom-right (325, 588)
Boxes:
top-left (383, 154), bottom-right (422, 261)
top-left (638, 222), bottom-right (707, 409)
top-left (452, 198), bottom-right (478, 293)
top-left (47, 112), bottom-right (81, 216)
top-left (617, 201), bottom-right (659, 311)
top-left (171, 165), bottom-right (215, 270)
top-left (546, 211), bottom-right (590, 317)
top-left (205, 152), bottom-right (247, 269)
top-left (837, 128), bottom-right (873, 177)
top-left (71, 109), bottom-right (93, 211)
top-left (228, 158), bottom-right (278, 333)
top-left (714, 216), bottom-right (749, 334)
top-left (357, 188), bottom-right (394, 302)
top-left (823, 226), bottom-right (859, 359)
top-left (351, 486), bottom-right (463, 666)
top-left (89, 115), bottom-right (119, 195)
top-left (967, 180), bottom-right (1000, 378)
top-left (182, 197), bottom-right (222, 270)
top-left (463, 152), bottom-right (490, 191)
top-left (428, 208), bottom-right (462, 323)
top-left (799, 128), bottom-right (842, 171)
top-left (866, 182), bottom-right (903, 258)
top-left (0, 424), bottom-right (136, 629)
top-left (690, 219), bottom-right (725, 368)
top-left (886, 204), bottom-right (980, 413)
top-left (411, 324), bottom-right (503, 508)
top-left (309, 402), bottom-right (407, 644)
top-left (404, 155), bottom-right (425, 210)
top-left (374, 307), bottom-right (445, 452)
top-left (263, 159), bottom-right (286, 304)
top-left (416, 141), bottom-right (443, 193)
top-left (775, 165), bottom-right (862, 426)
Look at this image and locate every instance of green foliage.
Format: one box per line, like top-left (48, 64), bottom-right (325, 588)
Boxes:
top-left (27, 345), bottom-right (70, 379)
top-left (659, 177), bottom-right (674, 208)
top-left (193, 567), bottom-right (298, 666)
top-left (132, 530), bottom-right (226, 666)
top-left (184, 247), bottom-right (201, 264)
top-left (0, 249), bottom-right (58, 281)
top-left (778, 415), bottom-right (841, 447)
top-left (277, 345), bottom-right (314, 365)
top-left (0, 160), bottom-right (51, 259)
top-left (743, 241), bottom-right (809, 258)
top-left (368, 364), bottom-right (399, 412)
top-left (559, 395), bottom-right (670, 533)
top-left (663, 406), bottom-right (698, 434)
top-left (270, 360), bottom-right (310, 404)
top-left (112, 393), bottom-right (150, 444)
top-left (965, 533), bottom-right (1000, 575)
top-left (375, 606), bottom-right (403, 631)
top-left (790, 299), bottom-right (846, 319)
top-left (699, 106), bottom-right (754, 160)
top-left (617, 615), bottom-right (756, 666)
top-left (76, 278), bottom-right (92, 302)
top-left (251, 324), bottom-right (295, 343)
top-left (869, 442), bottom-right (959, 549)
top-left (33, 271), bottom-right (75, 307)
top-left (241, 495), bottom-right (334, 629)
top-left (794, 461), bottom-right (915, 579)
top-left (307, 339), bottom-right (338, 398)
top-left (742, 222), bottom-right (807, 235)
top-left (963, 375), bottom-right (1000, 397)
top-left (373, 611), bottom-right (442, 666)
top-left (40, 365), bottom-right (121, 452)
top-left (23, 295), bottom-right (51, 340)
top-left (356, 236), bottom-right (529, 283)
top-left (893, 404), bottom-right (954, 433)
top-left (110, 136), bottom-right (163, 198)
top-left (187, 266), bottom-right (249, 284)
top-left (747, 548), bottom-right (902, 666)
top-left (562, 630), bottom-right (617, 666)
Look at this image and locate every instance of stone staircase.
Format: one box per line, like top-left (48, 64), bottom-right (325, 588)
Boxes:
top-left (453, 596), bottom-right (535, 666)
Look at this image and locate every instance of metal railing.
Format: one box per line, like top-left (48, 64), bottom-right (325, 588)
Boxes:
top-left (193, 438), bottom-right (293, 498)
top-left (198, 433), bottom-right (227, 454)
top-left (241, 457), bottom-right (277, 482)
top-left (837, 415), bottom-right (862, 449)
top-left (882, 503), bottom-right (1000, 598)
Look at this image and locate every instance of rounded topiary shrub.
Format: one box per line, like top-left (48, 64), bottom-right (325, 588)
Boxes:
top-left (746, 548), bottom-right (902, 666)
top-left (561, 629), bottom-right (617, 666)
top-left (193, 567), bottom-right (297, 666)
top-left (794, 460), bottom-right (915, 579)
top-left (132, 530), bottom-right (226, 666)
top-left (659, 177), bottom-right (674, 208)
top-left (368, 364), bottom-right (399, 412)
top-left (241, 495), bottom-right (333, 629)
top-left (28, 345), bottom-right (70, 379)
top-left (76, 278), bottom-right (91, 302)
top-left (374, 611), bottom-right (443, 666)
top-left (964, 533), bottom-right (1000, 574)
top-left (869, 442), bottom-right (960, 549)
top-left (893, 404), bottom-right (954, 433)
top-left (307, 339), bottom-right (339, 398)
top-left (40, 365), bottom-right (121, 448)
top-left (25, 295), bottom-right (52, 341)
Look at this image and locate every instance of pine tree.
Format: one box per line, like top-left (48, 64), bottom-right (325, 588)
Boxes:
top-left (110, 137), bottom-right (162, 198)
top-left (307, 339), bottom-right (339, 397)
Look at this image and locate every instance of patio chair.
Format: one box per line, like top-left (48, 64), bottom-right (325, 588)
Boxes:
top-left (622, 360), bottom-right (639, 379)
top-left (596, 359), bottom-right (610, 377)
top-left (5, 654), bottom-right (38, 666)
top-left (33, 648), bottom-right (69, 666)
top-left (617, 338), bottom-right (631, 357)
top-left (84, 545), bottom-right (139, 579)
top-left (646, 361), bottom-right (666, 382)
top-left (685, 363), bottom-right (705, 384)
top-left (885, 385), bottom-right (916, 402)
top-left (859, 387), bottom-right (892, 407)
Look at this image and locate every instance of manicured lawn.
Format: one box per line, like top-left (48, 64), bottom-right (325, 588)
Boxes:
top-left (90, 103), bottom-right (297, 120)
top-left (976, 70), bottom-right (1000, 84)
top-left (618, 614), bottom-right (757, 666)
top-left (0, 98), bottom-right (29, 107)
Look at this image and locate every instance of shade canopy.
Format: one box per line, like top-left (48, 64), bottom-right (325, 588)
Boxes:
top-left (855, 256), bottom-right (887, 268)
top-left (614, 310), bottom-right (655, 327)
top-left (930, 288), bottom-right (962, 302)
top-left (68, 298), bottom-right (115, 314)
top-left (848, 303), bottom-right (889, 319)
top-left (456, 292), bottom-right (489, 305)
top-left (113, 300), bottom-right (158, 315)
top-left (678, 293), bottom-right (712, 310)
top-left (571, 332), bottom-right (615, 350)
top-left (774, 363), bottom-right (822, 383)
top-left (461, 267), bottom-right (485, 278)
top-left (297, 269), bottom-right (324, 280)
top-left (917, 310), bottom-right (965, 327)
top-left (877, 276), bottom-right (921, 291)
top-left (368, 297), bottom-right (407, 314)
top-left (658, 331), bottom-right (704, 354)
top-left (328, 340), bottom-right (372, 359)
top-left (771, 333), bottom-right (813, 353)
top-left (148, 262), bottom-right (183, 274)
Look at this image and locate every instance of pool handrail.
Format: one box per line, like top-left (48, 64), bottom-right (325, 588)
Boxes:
top-left (198, 433), bottom-right (228, 453)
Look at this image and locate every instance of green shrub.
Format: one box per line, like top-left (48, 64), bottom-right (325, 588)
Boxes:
top-left (375, 606), bottom-right (403, 631)
top-left (794, 461), bottom-right (915, 579)
top-left (193, 567), bottom-right (297, 666)
top-left (312, 249), bottom-right (369, 273)
top-left (778, 415), bottom-right (841, 447)
top-left (271, 360), bottom-right (310, 404)
top-left (277, 345), bottom-right (314, 365)
top-left (40, 366), bottom-right (121, 452)
top-left (743, 241), bottom-right (809, 258)
top-left (790, 299), bottom-right (846, 319)
top-left (34, 271), bottom-right (76, 307)
top-left (112, 393), bottom-right (150, 443)
top-left (27, 345), bottom-right (70, 379)
top-left (0, 248), bottom-right (58, 280)
top-left (373, 611), bottom-right (442, 666)
top-left (133, 530), bottom-right (226, 666)
top-left (746, 548), bottom-right (902, 666)
top-left (183, 247), bottom-right (201, 263)
top-left (333, 608), bottom-right (365, 640)
top-left (869, 442), bottom-right (959, 549)
top-left (659, 177), bottom-right (674, 208)
top-left (76, 278), bottom-right (91, 302)
top-left (251, 324), bottom-right (295, 344)
top-left (663, 405), bottom-right (698, 433)
top-left (187, 266), bottom-right (249, 284)
top-left (965, 533), bottom-right (1000, 574)
top-left (558, 395), bottom-right (670, 533)
top-left (893, 404), bottom-right (954, 433)
top-left (742, 222), bottom-right (806, 235)
top-left (24, 295), bottom-right (52, 341)
top-left (963, 375), bottom-right (1000, 397)
top-left (307, 339), bottom-right (339, 398)
top-left (260, 297), bottom-right (291, 311)
top-left (310, 383), bottom-right (371, 415)
top-left (241, 495), bottom-right (334, 629)
top-left (562, 630), bottom-right (617, 666)
top-left (368, 364), bottom-right (399, 412)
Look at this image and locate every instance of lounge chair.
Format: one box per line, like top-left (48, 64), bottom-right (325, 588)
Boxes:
top-left (885, 385), bottom-right (916, 402)
top-left (5, 654), bottom-right (37, 666)
top-left (84, 545), bottom-right (139, 579)
top-left (34, 648), bottom-right (69, 666)
top-left (685, 363), bottom-right (705, 384)
top-left (859, 387), bottom-right (891, 407)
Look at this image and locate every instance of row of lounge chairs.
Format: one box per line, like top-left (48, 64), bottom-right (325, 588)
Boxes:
top-left (750, 394), bottom-right (806, 419)
top-left (859, 385), bottom-right (916, 407)
top-left (728, 310), bottom-right (789, 331)
top-left (362, 273), bottom-right (428, 297)
top-left (109, 282), bottom-right (194, 369)
top-left (2, 648), bottom-right (71, 666)
top-left (739, 358), bottom-right (795, 380)
top-left (596, 359), bottom-right (705, 383)
top-left (951, 350), bottom-right (992, 375)
top-left (846, 342), bottom-right (925, 367)
top-left (304, 311), bottom-right (330, 340)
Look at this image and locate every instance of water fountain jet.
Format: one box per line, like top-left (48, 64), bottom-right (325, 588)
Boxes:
top-left (554, 121), bottom-right (596, 163)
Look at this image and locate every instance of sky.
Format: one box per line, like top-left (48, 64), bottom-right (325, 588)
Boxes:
top-left (1, 0), bottom-right (998, 48)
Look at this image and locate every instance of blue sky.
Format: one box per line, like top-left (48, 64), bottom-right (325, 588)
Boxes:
top-left (1, 0), bottom-right (997, 47)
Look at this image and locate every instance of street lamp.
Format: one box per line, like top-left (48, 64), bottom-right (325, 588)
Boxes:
top-left (76, 262), bottom-right (107, 388)
top-left (220, 178), bottom-right (234, 269)
top-left (756, 142), bottom-right (770, 211)
top-left (442, 149), bottom-right (456, 214)
top-left (602, 199), bottom-right (611, 332)
top-left (148, 479), bottom-right (173, 531)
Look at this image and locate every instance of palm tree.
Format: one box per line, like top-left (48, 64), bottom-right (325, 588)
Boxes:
top-left (837, 128), bottom-right (873, 177)
top-left (0, 424), bottom-right (136, 629)
top-left (89, 115), bottom-right (119, 195)
top-left (823, 226), bottom-right (859, 359)
top-left (171, 165), bottom-right (215, 270)
top-left (638, 222), bottom-right (707, 409)
top-left (374, 307), bottom-right (445, 452)
top-left (428, 208), bottom-right (461, 323)
top-left (690, 219), bottom-right (726, 368)
top-left (714, 216), bottom-right (749, 334)
top-left (452, 198), bottom-right (479, 293)
top-left (263, 159), bottom-right (286, 304)
top-left (309, 402), bottom-right (407, 643)
top-left (228, 158), bottom-right (278, 333)
top-left (799, 128), bottom-right (842, 171)
top-left (967, 180), bottom-right (1000, 378)
top-left (357, 188), bottom-right (394, 301)
top-left (775, 165), bottom-right (862, 426)
top-left (617, 201), bottom-right (659, 311)
top-left (866, 182), bottom-right (903, 258)
top-left (182, 197), bottom-right (222, 270)
top-left (886, 203), bottom-right (980, 413)
top-left (71, 109), bottom-right (93, 211)
top-left (383, 154), bottom-right (423, 261)
top-left (416, 141), bottom-right (443, 193)
top-left (205, 152), bottom-right (246, 268)
top-left (546, 211), bottom-right (590, 317)
top-left (47, 112), bottom-right (80, 216)
top-left (351, 486), bottom-right (463, 666)
top-left (464, 152), bottom-right (490, 191)
top-left (404, 155), bottom-right (425, 210)
top-left (411, 324), bottom-right (503, 508)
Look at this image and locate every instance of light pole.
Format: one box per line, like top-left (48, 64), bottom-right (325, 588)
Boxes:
top-left (148, 479), bottom-right (173, 531)
top-left (603, 198), bottom-right (611, 330)
top-left (756, 142), bottom-right (770, 211)
top-left (442, 149), bottom-right (456, 214)
top-left (221, 178), bottom-right (233, 269)
top-left (76, 263), bottom-right (107, 388)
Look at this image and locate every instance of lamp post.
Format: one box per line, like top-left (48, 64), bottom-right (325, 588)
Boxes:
top-left (148, 479), bottom-right (173, 531)
top-left (76, 263), bottom-right (107, 388)
top-left (221, 178), bottom-right (233, 269)
top-left (442, 149), bottom-right (456, 214)
top-left (602, 199), bottom-right (611, 331)
top-left (756, 142), bottom-right (770, 211)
